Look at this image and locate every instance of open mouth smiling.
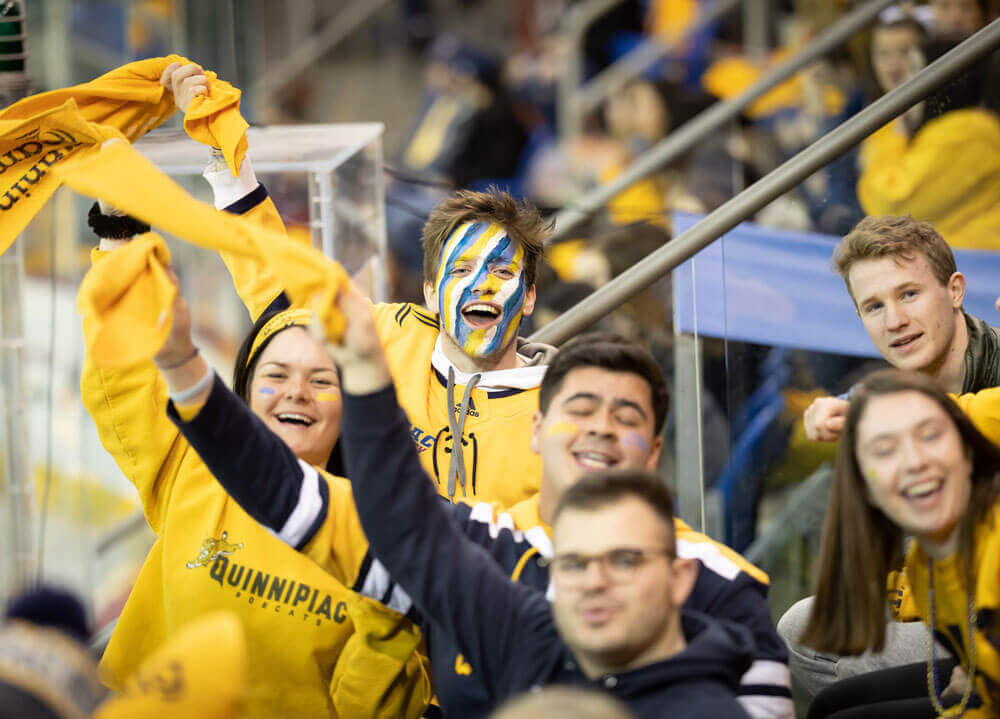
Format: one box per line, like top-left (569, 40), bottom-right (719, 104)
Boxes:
top-left (571, 450), bottom-right (619, 470)
top-left (901, 478), bottom-right (945, 505)
top-left (461, 302), bottom-right (502, 329)
top-left (275, 412), bottom-right (315, 427)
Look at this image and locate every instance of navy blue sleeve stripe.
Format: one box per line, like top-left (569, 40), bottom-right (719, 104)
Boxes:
top-left (262, 292), bottom-right (291, 316)
top-left (294, 476), bottom-right (330, 551)
top-left (413, 314), bottom-right (439, 330)
top-left (412, 307), bottom-right (437, 324)
top-left (379, 579), bottom-right (397, 606)
top-left (352, 551), bottom-right (375, 593)
top-left (168, 373), bottom-right (309, 533)
top-left (222, 183), bottom-right (268, 215)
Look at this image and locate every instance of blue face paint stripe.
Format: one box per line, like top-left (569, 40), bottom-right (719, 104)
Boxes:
top-left (258, 386), bottom-right (276, 395)
top-left (438, 223), bottom-right (489, 339)
top-left (453, 233), bottom-right (519, 348)
top-left (436, 221), bottom-right (528, 357)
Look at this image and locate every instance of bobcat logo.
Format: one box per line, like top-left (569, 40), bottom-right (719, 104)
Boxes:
top-left (186, 531), bottom-right (243, 569)
top-left (454, 653), bottom-right (472, 676)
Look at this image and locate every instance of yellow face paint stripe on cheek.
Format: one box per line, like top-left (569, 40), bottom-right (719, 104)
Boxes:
top-left (316, 391), bottom-right (340, 402)
top-left (547, 420), bottom-right (578, 436)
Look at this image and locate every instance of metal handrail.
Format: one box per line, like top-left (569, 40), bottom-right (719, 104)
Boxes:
top-left (252, 0), bottom-right (393, 102)
top-left (572, 0), bottom-right (740, 128)
top-left (529, 16), bottom-right (1000, 346)
top-left (557, 0), bottom-right (625, 139)
top-left (548, 0), bottom-right (897, 242)
top-left (95, 511), bottom-right (148, 556)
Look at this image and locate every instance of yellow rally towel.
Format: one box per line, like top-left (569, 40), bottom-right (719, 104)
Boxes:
top-left (647, 0), bottom-right (697, 44)
top-left (78, 234), bottom-right (175, 369)
top-left (331, 594), bottom-right (434, 718)
top-left (62, 140), bottom-right (346, 367)
top-left (93, 611), bottom-right (247, 719)
top-left (0, 102), bottom-right (123, 254)
top-left (0, 54), bottom-right (248, 254)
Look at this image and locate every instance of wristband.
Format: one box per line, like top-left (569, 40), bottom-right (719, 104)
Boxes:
top-left (87, 201), bottom-right (150, 239)
top-left (157, 347), bottom-right (200, 370)
top-left (170, 366), bottom-right (214, 405)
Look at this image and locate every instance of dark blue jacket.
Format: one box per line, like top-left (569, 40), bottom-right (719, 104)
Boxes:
top-left (339, 385), bottom-right (754, 718)
top-left (170, 377), bottom-right (761, 718)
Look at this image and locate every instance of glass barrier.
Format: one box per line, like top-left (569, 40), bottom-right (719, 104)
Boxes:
top-left (1, 125), bottom-right (386, 627)
top-left (668, 49), bottom-right (1000, 622)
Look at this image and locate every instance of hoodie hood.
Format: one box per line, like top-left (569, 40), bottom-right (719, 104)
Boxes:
top-left (584, 610), bottom-right (753, 710)
top-left (516, 337), bottom-right (559, 366)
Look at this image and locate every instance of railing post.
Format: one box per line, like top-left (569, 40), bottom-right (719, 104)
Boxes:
top-left (0, 0), bottom-right (33, 596)
top-left (556, 0), bottom-right (623, 140)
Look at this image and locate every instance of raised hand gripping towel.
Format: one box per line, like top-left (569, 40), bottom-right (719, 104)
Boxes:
top-left (67, 141), bottom-right (347, 368)
top-left (78, 232), bottom-right (175, 369)
top-left (0, 54), bottom-right (248, 253)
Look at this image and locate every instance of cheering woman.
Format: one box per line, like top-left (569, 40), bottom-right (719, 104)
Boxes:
top-left (802, 369), bottom-right (1000, 718)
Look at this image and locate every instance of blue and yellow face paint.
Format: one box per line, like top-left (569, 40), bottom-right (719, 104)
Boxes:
top-left (435, 221), bottom-right (528, 358)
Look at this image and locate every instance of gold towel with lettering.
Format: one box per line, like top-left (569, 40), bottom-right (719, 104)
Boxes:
top-left (0, 54), bottom-right (248, 253)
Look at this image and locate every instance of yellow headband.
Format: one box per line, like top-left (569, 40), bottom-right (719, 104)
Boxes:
top-left (247, 308), bottom-right (314, 366)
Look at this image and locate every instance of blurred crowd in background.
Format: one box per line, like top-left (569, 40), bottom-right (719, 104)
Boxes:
top-left (12, 0), bottom-right (1000, 650)
top-left (359, 0), bottom-right (1000, 557)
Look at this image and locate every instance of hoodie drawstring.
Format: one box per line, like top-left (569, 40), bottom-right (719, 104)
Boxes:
top-left (445, 366), bottom-right (480, 501)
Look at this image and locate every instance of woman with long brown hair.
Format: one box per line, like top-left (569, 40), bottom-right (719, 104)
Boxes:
top-left (802, 369), bottom-right (1000, 718)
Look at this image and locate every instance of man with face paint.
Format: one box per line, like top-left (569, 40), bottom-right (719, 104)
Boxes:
top-left (431, 220), bottom-right (532, 362)
top-left (193, 329), bottom-right (792, 718)
top-left (157, 60), bottom-right (549, 510)
top-left (207, 163), bottom-right (550, 508)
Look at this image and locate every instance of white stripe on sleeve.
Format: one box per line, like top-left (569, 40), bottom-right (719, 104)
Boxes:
top-left (738, 694), bottom-right (794, 719)
top-left (273, 460), bottom-right (324, 548)
top-left (386, 583), bottom-right (414, 616)
top-left (740, 659), bottom-right (791, 688)
top-left (359, 557), bottom-right (393, 603)
top-left (676, 538), bottom-right (741, 580)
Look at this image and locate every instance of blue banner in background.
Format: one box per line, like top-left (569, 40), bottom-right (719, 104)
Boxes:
top-left (672, 212), bottom-right (1000, 357)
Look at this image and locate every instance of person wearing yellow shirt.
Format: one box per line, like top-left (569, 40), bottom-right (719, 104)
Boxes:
top-left (803, 369), bottom-right (1000, 717)
top-left (161, 62), bottom-right (555, 511)
top-left (183, 322), bottom-right (792, 718)
top-left (857, 35), bottom-right (1000, 250)
top-left (83, 203), bottom-right (429, 717)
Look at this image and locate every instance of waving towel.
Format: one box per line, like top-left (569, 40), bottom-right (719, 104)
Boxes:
top-left (0, 54), bottom-right (248, 253)
top-left (66, 141), bottom-right (347, 367)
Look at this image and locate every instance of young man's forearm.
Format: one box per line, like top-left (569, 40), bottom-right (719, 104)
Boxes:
top-left (341, 383), bottom-right (552, 695)
top-left (166, 373), bottom-right (329, 549)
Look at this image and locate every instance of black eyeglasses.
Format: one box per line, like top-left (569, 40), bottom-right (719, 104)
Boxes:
top-left (542, 546), bottom-right (674, 586)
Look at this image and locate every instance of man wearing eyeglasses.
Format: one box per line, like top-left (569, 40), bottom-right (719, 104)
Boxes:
top-left (325, 284), bottom-right (754, 713)
top-left (180, 287), bottom-right (789, 716)
top-left (315, 284), bottom-right (756, 716)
